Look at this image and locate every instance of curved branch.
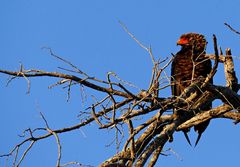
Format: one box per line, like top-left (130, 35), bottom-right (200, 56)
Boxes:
top-left (0, 69), bottom-right (131, 98)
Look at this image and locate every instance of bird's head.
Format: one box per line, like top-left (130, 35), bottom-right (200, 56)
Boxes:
top-left (177, 33), bottom-right (207, 51)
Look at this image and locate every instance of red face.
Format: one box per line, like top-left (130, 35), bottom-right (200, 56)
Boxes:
top-left (177, 37), bottom-right (189, 45)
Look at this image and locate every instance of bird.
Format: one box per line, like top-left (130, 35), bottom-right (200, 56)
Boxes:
top-left (171, 33), bottom-right (212, 146)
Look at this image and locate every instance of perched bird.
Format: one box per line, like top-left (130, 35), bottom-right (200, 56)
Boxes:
top-left (171, 33), bottom-right (212, 146)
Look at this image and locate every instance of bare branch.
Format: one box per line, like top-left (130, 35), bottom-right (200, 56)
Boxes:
top-left (224, 48), bottom-right (239, 92)
top-left (201, 34), bottom-right (219, 88)
top-left (42, 47), bottom-right (89, 77)
top-left (118, 20), bottom-right (156, 65)
top-left (0, 31), bottom-right (240, 166)
top-left (177, 105), bottom-right (233, 131)
top-left (0, 69), bottom-right (132, 98)
top-left (147, 146), bottom-right (162, 167)
top-left (16, 141), bottom-right (35, 167)
top-left (60, 161), bottom-right (94, 167)
top-left (206, 54), bottom-right (225, 62)
top-left (221, 111), bottom-right (240, 123)
top-left (135, 117), bottom-right (186, 166)
top-left (224, 22), bottom-right (240, 35)
top-left (51, 130), bottom-right (62, 167)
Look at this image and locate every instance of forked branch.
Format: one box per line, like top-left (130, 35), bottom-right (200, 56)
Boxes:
top-left (0, 33), bottom-right (239, 166)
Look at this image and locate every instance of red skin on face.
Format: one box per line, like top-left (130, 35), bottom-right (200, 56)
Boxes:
top-left (177, 38), bottom-right (189, 45)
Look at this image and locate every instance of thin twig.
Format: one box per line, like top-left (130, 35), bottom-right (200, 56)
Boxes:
top-left (91, 105), bottom-right (103, 127)
top-left (201, 34), bottom-right (219, 88)
top-left (40, 112), bottom-right (50, 128)
top-left (224, 22), bottom-right (240, 35)
top-left (67, 80), bottom-right (72, 102)
top-left (50, 129), bottom-right (62, 167)
top-left (42, 47), bottom-right (89, 77)
top-left (127, 120), bottom-right (135, 160)
top-left (0, 69), bottom-right (133, 99)
top-left (118, 20), bottom-right (155, 65)
top-left (60, 161), bottom-right (94, 167)
top-left (16, 141), bottom-right (35, 167)
top-left (48, 79), bottom-right (71, 89)
top-left (13, 146), bottom-right (20, 167)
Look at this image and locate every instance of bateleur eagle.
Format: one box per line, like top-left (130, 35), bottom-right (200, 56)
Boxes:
top-left (171, 33), bottom-right (212, 146)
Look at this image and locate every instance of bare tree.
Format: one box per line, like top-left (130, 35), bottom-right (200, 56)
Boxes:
top-left (0, 22), bottom-right (240, 167)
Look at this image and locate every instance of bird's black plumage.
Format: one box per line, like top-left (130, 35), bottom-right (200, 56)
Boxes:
top-left (171, 33), bottom-right (212, 146)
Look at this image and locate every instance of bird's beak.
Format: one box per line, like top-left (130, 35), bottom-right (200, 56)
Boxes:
top-left (177, 38), bottom-right (189, 46)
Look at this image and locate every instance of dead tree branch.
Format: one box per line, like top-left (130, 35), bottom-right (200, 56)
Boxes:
top-left (0, 33), bottom-right (239, 166)
top-left (224, 22), bottom-right (240, 35)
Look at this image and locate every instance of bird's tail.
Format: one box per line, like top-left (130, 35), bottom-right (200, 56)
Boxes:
top-left (194, 120), bottom-right (210, 146)
top-left (183, 129), bottom-right (192, 146)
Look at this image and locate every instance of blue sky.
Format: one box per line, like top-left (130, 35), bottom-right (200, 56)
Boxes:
top-left (0, 0), bottom-right (240, 166)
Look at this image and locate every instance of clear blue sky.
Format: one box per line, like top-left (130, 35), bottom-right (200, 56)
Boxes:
top-left (0, 0), bottom-right (240, 166)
